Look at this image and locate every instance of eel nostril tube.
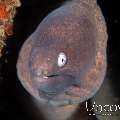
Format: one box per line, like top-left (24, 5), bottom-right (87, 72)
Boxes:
top-left (33, 68), bottom-right (49, 78)
top-left (17, 0), bottom-right (107, 119)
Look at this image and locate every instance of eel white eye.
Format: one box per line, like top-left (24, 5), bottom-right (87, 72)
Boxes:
top-left (57, 52), bottom-right (67, 67)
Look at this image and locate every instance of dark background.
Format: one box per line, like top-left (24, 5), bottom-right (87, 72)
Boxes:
top-left (0, 0), bottom-right (120, 119)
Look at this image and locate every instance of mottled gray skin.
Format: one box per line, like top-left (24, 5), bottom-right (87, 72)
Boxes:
top-left (17, 0), bottom-right (107, 119)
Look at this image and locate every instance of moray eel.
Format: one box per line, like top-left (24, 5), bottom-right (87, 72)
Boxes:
top-left (17, 0), bottom-right (107, 117)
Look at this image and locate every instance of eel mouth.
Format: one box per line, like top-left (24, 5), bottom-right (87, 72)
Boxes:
top-left (46, 74), bottom-right (59, 77)
top-left (38, 73), bottom-right (60, 97)
top-left (36, 72), bottom-right (81, 105)
top-left (37, 74), bottom-right (82, 107)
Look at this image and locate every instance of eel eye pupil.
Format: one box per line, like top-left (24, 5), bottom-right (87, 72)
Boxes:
top-left (57, 52), bottom-right (67, 67)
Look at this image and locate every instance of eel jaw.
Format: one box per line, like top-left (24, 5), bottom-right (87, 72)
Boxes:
top-left (35, 73), bottom-right (82, 106)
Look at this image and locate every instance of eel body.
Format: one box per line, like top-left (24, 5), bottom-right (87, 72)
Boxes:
top-left (17, 0), bottom-right (107, 119)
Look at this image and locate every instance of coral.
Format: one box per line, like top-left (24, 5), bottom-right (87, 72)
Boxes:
top-left (0, 0), bottom-right (21, 57)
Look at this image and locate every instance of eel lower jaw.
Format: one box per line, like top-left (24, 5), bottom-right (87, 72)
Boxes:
top-left (36, 73), bottom-right (82, 107)
top-left (37, 97), bottom-right (81, 107)
top-left (37, 86), bottom-right (82, 107)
